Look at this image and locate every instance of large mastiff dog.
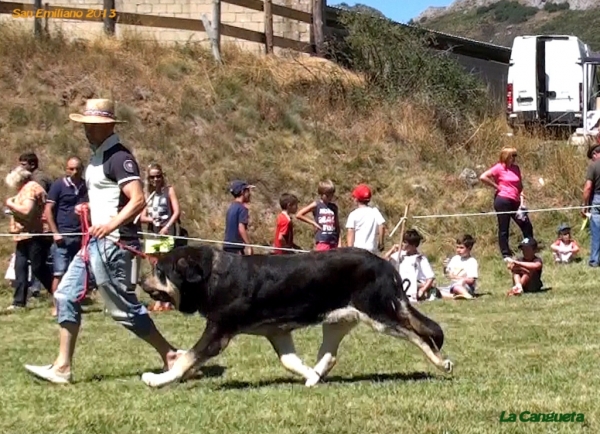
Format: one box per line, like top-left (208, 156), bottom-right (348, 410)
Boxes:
top-left (140, 246), bottom-right (453, 388)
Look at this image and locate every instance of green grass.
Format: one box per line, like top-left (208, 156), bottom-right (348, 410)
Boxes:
top-left (0, 249), bottom-right (598, 434)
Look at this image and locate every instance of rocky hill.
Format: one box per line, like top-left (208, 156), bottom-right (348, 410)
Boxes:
top-left (413, 0), bottom-right (600, 50)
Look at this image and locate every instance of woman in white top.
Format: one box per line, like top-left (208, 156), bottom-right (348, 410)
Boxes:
top-left (140, 163), bottom-right (181, 312)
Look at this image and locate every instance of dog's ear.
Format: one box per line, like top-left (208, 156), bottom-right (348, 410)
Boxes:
top-left (176, 257), bottom-right (204, 284)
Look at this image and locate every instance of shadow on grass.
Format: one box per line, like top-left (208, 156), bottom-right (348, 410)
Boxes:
top-left (215, 371), bottom-right (449, 390)
top-left (86, 364), bottom-right (227, 383)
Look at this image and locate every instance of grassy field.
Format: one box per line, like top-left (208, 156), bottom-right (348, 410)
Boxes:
top-left (0, 247), bottom-right (597, 434)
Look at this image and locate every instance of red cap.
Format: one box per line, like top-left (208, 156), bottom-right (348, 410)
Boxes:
top-left (352, 184), bottom-right (372, 201)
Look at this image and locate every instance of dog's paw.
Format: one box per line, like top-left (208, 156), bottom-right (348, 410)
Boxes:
top-left (442, 359), bottom-right (454, 374)
top-left (304, 371), bottom-right (321, 387)
top-left (142, 371), bottom-right (171, 388)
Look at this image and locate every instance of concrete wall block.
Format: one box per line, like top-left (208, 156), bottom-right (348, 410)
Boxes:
top-left (136, 4), bottom-right (153, 14)
top-left (234, 12), bottom-right (253, 23)
top-left (250, 12), bottom-right (264, 23)
top-left (151, 4), bottom-right (169, 14)
top-left (166, 4), bottom-right (183, 15)
top-left (221, 12), bottom-right (237, 23)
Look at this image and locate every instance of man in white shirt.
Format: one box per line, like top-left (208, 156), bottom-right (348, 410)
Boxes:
top-left (345, 184), bottom-right (386, 254)
top-left (383, 229), bottom-right (436, 302)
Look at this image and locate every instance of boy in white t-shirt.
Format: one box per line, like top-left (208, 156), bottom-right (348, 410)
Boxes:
top-left (439, 234), bottom-right (479, 300)
top-left (345, 184), bottom-right (386, 254)
top-left (383, 229), bottom-right (436, 302)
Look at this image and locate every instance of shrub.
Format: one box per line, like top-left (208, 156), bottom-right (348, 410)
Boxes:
top-left (329, 10), bottom-right (490, 143)
top-left (476, 0), bottom-right (538, 23)
top-left (543, 1), bottom-right (570, 13)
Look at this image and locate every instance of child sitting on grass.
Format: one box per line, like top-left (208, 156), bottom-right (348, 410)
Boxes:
top-left (384, 229), bottom-right (435, 302)
top-left (439, 234), bottom-right (479, 300)
top-left (506, 237), bottom-right (544, 297)
top-left (550, 223), bottom-right (580, 264)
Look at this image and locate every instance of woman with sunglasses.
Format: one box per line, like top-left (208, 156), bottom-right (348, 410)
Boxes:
top-left (140, 163), bottom-right (181, 311)
top-left (479, 147), bottom-right (534, 259)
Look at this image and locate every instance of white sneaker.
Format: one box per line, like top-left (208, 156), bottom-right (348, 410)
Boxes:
top-left (24, 364), bottom-right (72, 384)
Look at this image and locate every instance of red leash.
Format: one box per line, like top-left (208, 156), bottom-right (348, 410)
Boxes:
top-left (75, 204), bottom-right (156, 303)
top-left (77, 204), bottom-right (91, 302)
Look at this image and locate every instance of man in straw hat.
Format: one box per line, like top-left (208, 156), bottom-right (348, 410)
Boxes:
top-left (24, 99), bottom-right (183, 384)
top-left (582, 140), bottom-right (600, 267)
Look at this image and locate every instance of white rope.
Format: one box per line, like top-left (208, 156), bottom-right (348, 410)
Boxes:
top-left (139, 231), bottom-right (311, 253)
top-left (0, 203), bottom-right (592, 251)
top-left (412, 204), bottom-right (592, 220)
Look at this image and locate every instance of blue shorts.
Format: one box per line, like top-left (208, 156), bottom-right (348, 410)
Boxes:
top-left (51, 236), bottom-right (82, 277)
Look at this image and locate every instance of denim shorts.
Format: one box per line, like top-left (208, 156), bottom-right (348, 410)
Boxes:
top-left (51, 236), bottom-right (82, 277)
top-left (54, 237), bottom-right (152, 336)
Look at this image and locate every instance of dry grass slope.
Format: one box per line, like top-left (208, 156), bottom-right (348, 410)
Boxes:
top-left (0, 23), bottom-right (589, 263)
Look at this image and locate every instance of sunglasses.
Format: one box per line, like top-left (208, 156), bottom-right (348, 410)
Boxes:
top-left (149, 175), bottom-right (163, 179)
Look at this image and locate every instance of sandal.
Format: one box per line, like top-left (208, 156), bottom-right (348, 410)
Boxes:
top-left (507, 286), bottom-right (523, 297)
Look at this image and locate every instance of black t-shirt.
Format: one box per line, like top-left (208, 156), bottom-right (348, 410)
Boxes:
top-left (586, 159), bottom-right (600, 198)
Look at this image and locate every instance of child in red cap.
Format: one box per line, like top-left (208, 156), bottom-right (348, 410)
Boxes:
top-left (345, 184), bottom-right (386, 254)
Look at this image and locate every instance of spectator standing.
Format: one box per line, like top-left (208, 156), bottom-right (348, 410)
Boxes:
top-left (223, 180), bottom-right (254, 255)
top-left (479, 147), bottom-right (534, 259)
top-left (273, 193), bottom-right (301, 254)
top-left (296, 180), bottom-right (342, 251)
top-left (141, 163), bottom-right (181, 237)
top-left (18, 152), bottom-right (53, 297)
top-left (4, 166), bottom-right (53, 311)
top-left (45, 156), bottom-right (88, 317)
top-left (582, 141), bottom-right (600, 267)
top-left (140, 163), bottom-right (181, 312)
top-left (345, 184), bottom-right (386, 254)
top-left (19, 152), bottom-right (53, 193)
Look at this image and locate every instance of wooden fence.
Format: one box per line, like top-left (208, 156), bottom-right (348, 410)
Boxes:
top-left (0, 0), bottom-right (340, 58)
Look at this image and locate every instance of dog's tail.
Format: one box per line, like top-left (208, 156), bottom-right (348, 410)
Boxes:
top-left (390, 267), bottom-right (445, 353)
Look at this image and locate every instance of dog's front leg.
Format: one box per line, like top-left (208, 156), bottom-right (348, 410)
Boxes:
top-left (266, 332), bottom-right (321, 386)
top-left (142, 321), bottom-right (231, 388)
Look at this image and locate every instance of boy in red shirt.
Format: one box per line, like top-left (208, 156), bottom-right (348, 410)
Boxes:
top-left (273, 193), bottom-right (301, 254)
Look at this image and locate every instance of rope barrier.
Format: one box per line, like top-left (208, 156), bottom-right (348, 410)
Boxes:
top-left (139, 231), bottom-right (312, 253)
top-left (411, 204), bottom-right (592, 220)
top-left (0, 203), bottom-right (592, 254)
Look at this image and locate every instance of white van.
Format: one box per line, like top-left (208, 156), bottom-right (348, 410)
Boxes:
top-left (507, 35), bottom-right (594, 129)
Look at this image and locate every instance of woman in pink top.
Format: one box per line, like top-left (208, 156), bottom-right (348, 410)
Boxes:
top-left (479, 147), bottom-right (534, 258)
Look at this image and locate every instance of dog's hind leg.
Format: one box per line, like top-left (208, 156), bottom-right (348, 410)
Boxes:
top-left (266, 332), bottom-right (321, 386)
top-left (142, 321), bottom-right (231, 388)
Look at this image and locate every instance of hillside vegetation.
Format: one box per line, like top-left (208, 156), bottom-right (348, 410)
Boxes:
top-left (418, 0), bottom-right (600, 50)
top-left (0, 16), bottom-right (588, 265)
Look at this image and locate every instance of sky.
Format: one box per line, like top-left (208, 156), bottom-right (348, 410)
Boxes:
top-left (334, 0), bottom-right (455, 23)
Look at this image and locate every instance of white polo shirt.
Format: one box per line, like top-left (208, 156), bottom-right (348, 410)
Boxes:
top-left (85, 133), bottom-right (142, 241)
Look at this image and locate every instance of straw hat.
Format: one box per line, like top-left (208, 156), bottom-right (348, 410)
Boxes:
top-left (69, 99), bottom-right (126, 124)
